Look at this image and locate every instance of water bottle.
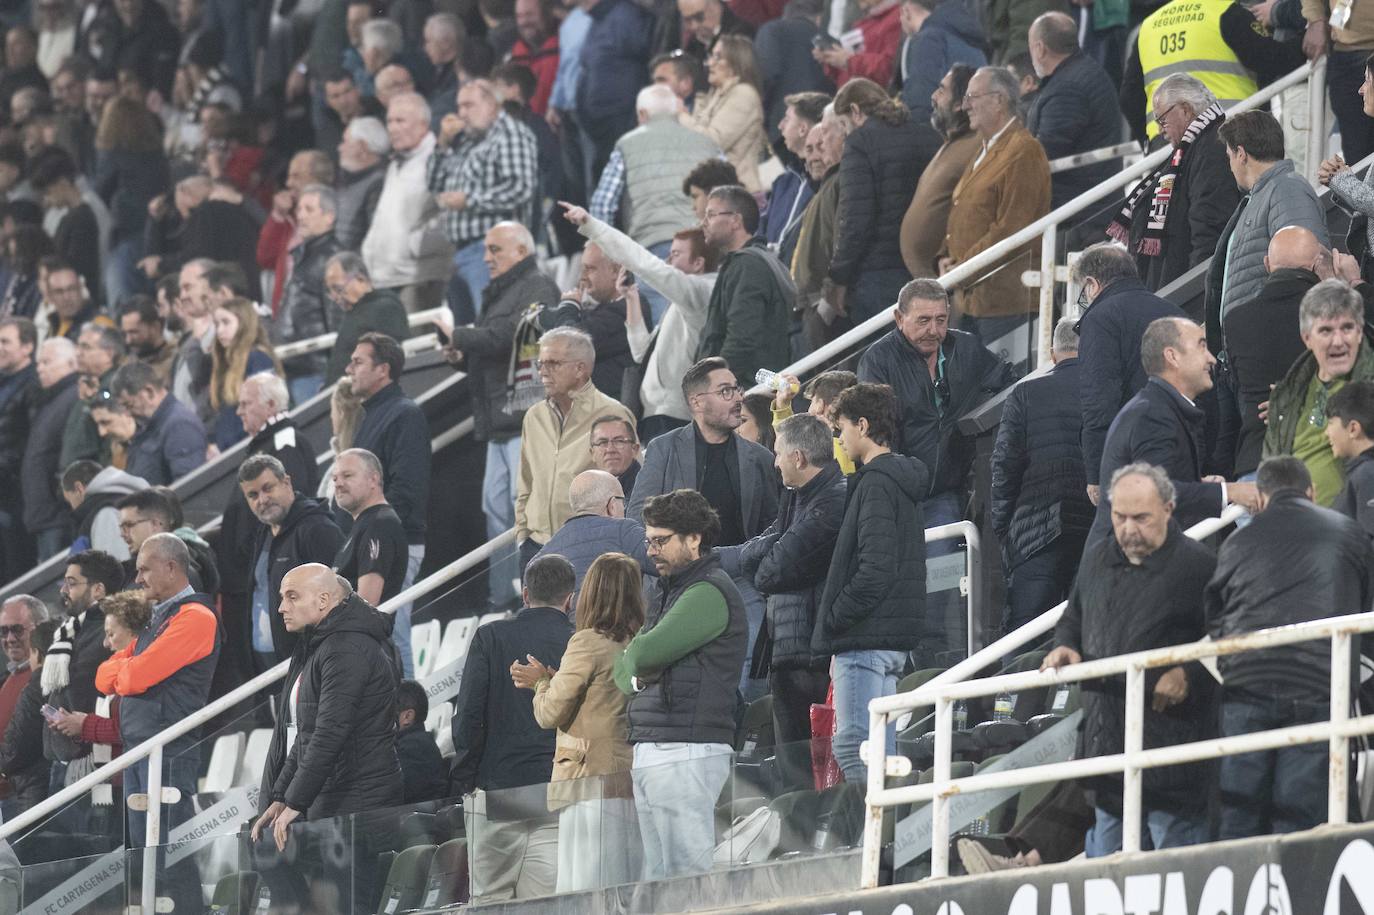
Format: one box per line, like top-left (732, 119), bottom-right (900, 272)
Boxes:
top-left (755, 369), bottom-right (799, 394)
top-left (993, 691), bottom-right (1016, 722)
top-left (953, 700), bottom-right (968, 731)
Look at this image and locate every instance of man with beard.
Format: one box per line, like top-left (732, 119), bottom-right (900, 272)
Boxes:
top-left (509, 0), bottom-right (560, 117)
top-left (116, 296), bottom-right (174, 385)
top-left (900, 65), bottom-right (980, 280)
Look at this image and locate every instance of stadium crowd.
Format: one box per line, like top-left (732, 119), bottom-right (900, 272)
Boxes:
top-left (0, 0), bottom-right (1369, 906)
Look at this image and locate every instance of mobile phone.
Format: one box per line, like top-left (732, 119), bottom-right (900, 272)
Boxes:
top-left (619, 271), bottom-right (636, 288)
top-left (811, 33), bottom-right (841, 51)
top-left (40, 704), bottom-right (59, 723)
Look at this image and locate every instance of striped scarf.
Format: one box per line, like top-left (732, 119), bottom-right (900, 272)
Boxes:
top-left (40, 609), bottom-right (84, 697)
top-left (1108, 103), bottom-right (1225, 256)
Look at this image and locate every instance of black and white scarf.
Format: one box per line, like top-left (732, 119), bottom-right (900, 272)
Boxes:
top-left (41, 609), bottom-right (85, 697)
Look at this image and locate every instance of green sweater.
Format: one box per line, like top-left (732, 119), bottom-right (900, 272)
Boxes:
top-left (613, 581), bottom-right (727, 694)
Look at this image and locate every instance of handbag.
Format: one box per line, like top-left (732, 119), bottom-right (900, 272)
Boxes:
top-left (713, 804), bottom-right (781, 867)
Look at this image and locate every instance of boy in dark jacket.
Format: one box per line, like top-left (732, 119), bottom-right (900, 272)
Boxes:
top-left (815, 383), bottom-right (927, 784)
top-left (396, 679), bottom-right (448, 804)
top-left (1326, 381), bottom-right (1374, 539)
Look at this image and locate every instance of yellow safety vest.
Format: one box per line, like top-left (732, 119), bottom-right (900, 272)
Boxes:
top-left (1138, 0), bottom-right (1259, 139)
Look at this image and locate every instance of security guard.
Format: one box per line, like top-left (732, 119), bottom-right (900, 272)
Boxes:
top-left (1120, 0), bottom-right (1304, 144)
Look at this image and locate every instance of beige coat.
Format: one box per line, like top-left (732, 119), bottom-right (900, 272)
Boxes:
top-left (533, 628), bottom-right (633, 809)
top-left (686, 79), bottom-right (768, 194)
top-left (900, 131), bottom-right (980, 279)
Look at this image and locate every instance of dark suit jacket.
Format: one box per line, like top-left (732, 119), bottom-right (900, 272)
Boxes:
top-left (1089, 377), bottom-right (1224, 545)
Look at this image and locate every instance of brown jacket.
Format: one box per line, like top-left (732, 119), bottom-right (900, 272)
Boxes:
top-left (900, 130), bottom-right (980, 279)
top-left (533, 628), bottom-right (633, 809)
top-left (941, 122), bottom-right (1050, 318)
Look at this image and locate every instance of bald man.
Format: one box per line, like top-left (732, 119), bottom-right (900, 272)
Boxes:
top-left (1224, 225), bottom-right (1330, 476)
top-left (253, 563), bottom-right (401, 879)
top-left (375, 63), bottom-right (416, 106)
top-left (532, 469), bottom-right (654, 610)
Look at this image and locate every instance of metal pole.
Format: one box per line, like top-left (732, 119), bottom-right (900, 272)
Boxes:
top-left (860, 706), bottom-right (887, 889)
top-left (962, 522), bottom-right (982, 660)
top-left (931, 697), bottom-right (953, 878)
top-left (1330, 630), bottom-right (1352, 825)
top-left (1037, 224), bottom-right (1057, 368)
top-left (141, 744), bottom-right (163, 915)
top-left (1122, 665), bottom-right (1145, 854)
top-left (1306, 56), bottom-right (1328, 184)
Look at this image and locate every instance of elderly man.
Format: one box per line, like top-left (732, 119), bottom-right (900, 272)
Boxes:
top-left (111, 360), bottom-right (206, 486)
top-left (1043, 463), bottom-right (1217, 855)
top-left (763, 91), bottom-right (828, 267)
top-left (441, 222), bottom-right (559, 604)
top-left (516, 327), bottom-right (635, 568)
top-left (1106, 75), bottom-right (1239, 292)
top-left (428, 79), bottom-right (539, 324)
top-left (362, 92), bottom-right (453, 313)
top-left (257, 150), bottom-right (335, 315)
top-left (679, 0), bottom-right (754, 62)
top-left (938, 65), bottom-right (1050, 348)
top-left (510, 0), bottom-right (559, 116)
top-left (589, 415), bottom-right (641, 496)
top-left (1093, 318), bottom-right (1259, 545)
top-left (335, 116), bottom-right (390, 250)
top-left (546, 241), bottom-right (650, 397)
top-left (333, 449), bottom-right (409, 607)
top-left (423, 13), bottom-right (463, 121)
top-left (901, 66), bottom-right (979, 280)
top-left (794, 109), bottom-right (847, 351)
top-left (167, 259), bottom-right (214, 420)
top-left (533, 469), bottom-right (653, 605)
top-left (360, 19), bottom-right (404, 89)
top-left (280, 184), bottom-right (344, 403)
top-left (375, 63), bottom-right (415, 107)
top-left (1264, 280), bottom-right (1374, 506)
top-left (0, 595), bottom-right (45, 754)
top-left (23, 337), bottom-right (82, 559)
top-left (323, 253), bottom-right (408, 385)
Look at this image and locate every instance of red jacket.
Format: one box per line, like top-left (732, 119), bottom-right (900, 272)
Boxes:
top-left (727, 0), bottom-right (787, 27)
top-left (509, 35), bottom-right (560, 116)
top-left (825, 2), bottom-right (902, 88)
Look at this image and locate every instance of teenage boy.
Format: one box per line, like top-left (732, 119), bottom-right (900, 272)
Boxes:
top-left (771, 369), bottom-right (857, 473)
top-left (1326, 380), bottom-right (1374, 538)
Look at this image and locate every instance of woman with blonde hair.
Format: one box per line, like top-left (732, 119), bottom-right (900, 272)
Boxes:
top-left (684, 34), bottom-right (768, 194)
top-left (209, 298), bottom-right (282, 450)
top-left (511, 552), bottom-right (644, 892)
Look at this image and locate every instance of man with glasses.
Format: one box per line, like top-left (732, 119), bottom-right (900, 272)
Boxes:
top-left (533, 468), bottom-right (653, 610)
top-left (515, 327), bottom-right (635, 571)
top-left (629, 356), bottom-right (780, 695)
top-left (322, 253), bottom-right (409, 386)
top-left (114, 489), bottom-right (219, 595)
top-left (678, 0), bottom-right (753, 63)
top-left (0, 594), bottom-right (47, 821)
top-left (588, 415), bottom-right (641, 496)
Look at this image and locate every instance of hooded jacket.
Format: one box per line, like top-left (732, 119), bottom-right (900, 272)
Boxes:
top-left (252, 497), bottom-right (345, 659)
top-left (813, 452), bottom-right (928, 654)
top-left (266, 591), bottom-right (403, 820)
top-left (71, 467), bottom-right (148, 561)
top-left (1335, 448), bottom-right (1374, 540)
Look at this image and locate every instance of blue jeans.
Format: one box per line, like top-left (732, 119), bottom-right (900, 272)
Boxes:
top-left (637, 241), bottom-right (672, 326)
top-left (393, 544), bottom-right (422, 678)
top-left (632, 742), bottom-right (732, 880)
top-left (1005, 537), bottom-right (1082, 635)
top-left (832, 649), bottom-right (906, 783)
top-left (1085, 805), bottom-right (1206, 856)
top-left (288, 374), bottom-right (323, 408)
top-left (483, 437), bottom-right (522, 605)
top-left (917, 491), bottom-right (964, 669)
top-left (1218, 685), bottom-right (1329, 839)
top-left (126, 752), bottom-right (202, 913)
top-left (735, 574), bottom-right (767, 700)
top-left (448, 238), bottom-right (491, 325)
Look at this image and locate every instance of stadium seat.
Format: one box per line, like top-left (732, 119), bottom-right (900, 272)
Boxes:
top-left (419, 838), bottom-right (469, 909)
top-left (373, 844), bottom-right (437, 915)
top-left (477, 610), bottom-right (510, 629)
top-left (435, 617), bottom-right (478, 668)
top-left (894, 669), bottom-right (947, 730)
top-left (435, 803), bottom-right (465, 840)
top-left (201, 732), bottom-right (244, 794)
top-left (435, 712), bottom-right (455, 758)
top-left (399, 812), bottom-right (440, 849)
top-left (738, 694), bottom-right (775, 756)
top-left (423, 702), bottom-right (447, 734)
top-left (208, 870), bottom-right (263, 914)
top-left (412, 619), bottom-right (443, 678)
top-left (235, 729), bottom-right (274, 789)
top-left (971, 720), bottom-right (1029, 759)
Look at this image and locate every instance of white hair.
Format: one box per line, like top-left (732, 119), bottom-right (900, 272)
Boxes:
top-left (40, 336), bottom-right (77, 368)
top-left (388, 91), bottom-right (431, 123)
top-left (490, 220), bottom-right (535, 253)
top-left (1152, 73), bottom-right (1216, 115)
top-left (636, 84), bottom-right (679, 118)
top-left (361, 19), bottom-right (403, 57)
top-left (243, 371), bottom-right (289, 411)
top-left (345, 116), bottom-right (390, 156)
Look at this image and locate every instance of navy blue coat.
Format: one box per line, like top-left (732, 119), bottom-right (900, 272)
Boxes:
top-left (350, 382), bottom-right (430, 544)
top-left (532, 513), bottom-right (655, 607)
top-left (575, 0), bottom-right (654, 132)
top-left (125, 393), bottom-right (209, 486)
top-left (755, 15), bottom-right (834, 141)
top-left (1027, 51), bottom-right (1123, 208)
top-left (897, 0), bottom-right (987, 126)
top-left (1076, 278), bottom-right (1186, 485)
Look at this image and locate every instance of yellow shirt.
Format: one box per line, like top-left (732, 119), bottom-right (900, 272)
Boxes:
top-left (1294, 374), bottom-right (1346, 506)
top-left (771, 402), bottom-right (855, 475)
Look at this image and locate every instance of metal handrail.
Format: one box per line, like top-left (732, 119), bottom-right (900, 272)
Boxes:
top-left (860, 606), bottom-right (1374, 885)
top-left (1048, 142), bottom-right (1141, 174)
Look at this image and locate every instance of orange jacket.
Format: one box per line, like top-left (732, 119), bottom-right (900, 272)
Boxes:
top-left (94, 601), bottom-right (217, 698)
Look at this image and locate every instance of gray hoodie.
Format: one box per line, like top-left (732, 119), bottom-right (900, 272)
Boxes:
top-left (76, 467), bottom-right (149, 561)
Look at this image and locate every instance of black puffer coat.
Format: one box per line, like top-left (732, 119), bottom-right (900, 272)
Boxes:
top-left (1206, 491), bottom-right (1374, 696)
top-left (1026, 52), bottom-right (1122, 208)
top-left (828, 116), bottom-right (940, 287)
top-left (267, 592), bottom-right (403, 820)
top-left (252, 497), bottom-right (344, 658)
top-left (279, 231), bottom-right (345, 378)
top-left (990, 357), bottom-right (1093, 569)
top-left (1055, 523), bottom-right (1217, 815)
top-left (737, 462), bottom-right (847, 671)
top-left (813, 453), bottom-right (928, 654)
top-left (21, 372), bottom-right (80, 534)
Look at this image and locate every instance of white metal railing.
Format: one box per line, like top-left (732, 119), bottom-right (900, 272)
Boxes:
top-left (1048, 142), bottom-right (1141, 174)
top-left (860, 606), bottom-right (1374, 887)
top-left (272, 307), bottom-right (447, 359)
top-left (926, 522), bottom-right (981, 660)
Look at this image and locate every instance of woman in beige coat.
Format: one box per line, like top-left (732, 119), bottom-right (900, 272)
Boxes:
top-left (511, 552), bottom-right (644, 892)
top-left (683, 35), bottom-right (768, 194)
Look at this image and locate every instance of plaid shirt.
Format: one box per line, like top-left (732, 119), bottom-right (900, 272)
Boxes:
top-left (425, 111), bottom-right (539, 246)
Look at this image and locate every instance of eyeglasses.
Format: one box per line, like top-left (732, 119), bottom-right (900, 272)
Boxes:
top-left (118, 517), bottom-right (151, 533)
top-left (1153, 103), bottom-right (1179, 128)
top-left (645, 533), bottom-right (678, 552)
top-left (1076, 284), bottom-right (1092, 311)
top-left (703, 210), bottom-right (738, 222)
top-left (534, 358), bottom-right (571, 372)
top-left (0, 625), bottom-right (30, 638)
top-left (700, 384), bottom-right (742, 400)
top-left (962, 91), bottom-right (1000, 103)
top-left (591, 437), bottom-right (636, 449)
top-left (59, 577), bottom-right (87, 591)
top-left (1309, 382), bottom-right (1333, 427)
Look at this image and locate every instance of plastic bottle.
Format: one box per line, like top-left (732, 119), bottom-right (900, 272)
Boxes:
top-left (953, 700), bottom-right (968, 731)
top-left (755, 369), bottom-right (800, 394)
top-left (993, 691), bottom-right (1016, 721)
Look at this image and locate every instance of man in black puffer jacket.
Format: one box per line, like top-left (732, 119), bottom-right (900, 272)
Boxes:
top-left (991, 318), bottom-right (1093, 634)
top-left (815, 383), bottom-right (928, 785)
top-left (252, 565), bottom-right (402, 907)
top-left (277, 186), bottom-right (344, 402)
top-left (731, 413), bottom-right (846, 789)
top-left (1205, 457), bottom-right (1374, 839)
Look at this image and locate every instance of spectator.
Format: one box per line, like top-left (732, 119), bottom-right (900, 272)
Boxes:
top-left (62, 460), bottom-right (148, 560)
top-left (77, 394), bottom-right (134, 475)
top-left (991, 318), bottom-right (1093, 633)
top-left (322, 253), bottom-right (410, 386)
top-left (732, 413), bottom-right (844, 788)
top-left (116, 297), bottom-right (175, 385)
top-left (1206, 110), bottom-right (1328, 350)
top-left (428, 80), bottom-right (539, 324)
top-left (763, 91), bottom-right (828, 266)
top-left (335, 116), bottom-right (390, 250)
top-left (274, 184), bottom-right (342, 403)
top-left (533, 469), bottom-right (653, 607)
top-left (564, 206), bottom-right (717, 440)
top-left (1092, 318), bottom-right (1259, 545)
top-left (0, 26), bottom-right (50, 122)
top-left (509, 0), bottom-right (560, 117)
top-left (375, 64), bottom-right (417, 108)
top-left (895, 0), bottom-right (986, 126)
top-left (93, 96), bottom-right (168, 306)
top-left (684, 37), bottom-right (768, 194)
top-left (1329, 381), bottom-right (1374, 537)
top-left (111, 360), bottom-right (206, 486)
top-left (938, 66), bottom-right (1050, 347)
top-left (769, 369), bottom-right (857, 473)
top-left (1322, 54), bottom-right (1374, 261)
top-left (546, 242), bottom-right (648, 397)
top-left (900, 65), bottom-right (979, 280)
top-left (114, 489), bottom-right (219, 596)
top-left (452, 553), bottom-right (575, 903)
top-left (614, 490), bottom-right (747, 879)
top-left (0, 594), bottom-right (46, 819)
top-left (362, 93), bottom-right (453, 313)
top-left (35, 4), bottom-right (77, 81)
top-left (395, 679), bottom-right (448, 803)
top-left (0, 617), bottom-right (57, 818)
top-left (320, 70), bottom-right (386, 157)
top-left (167, 259), bottom-right (216, 423)
top-left (23, 337), bottom-right (82, 559)
top-left (830, 78), bottom-right (939, 324)
top-left (1224, 227), bottom-right (1325, 478)
top-left (588, 416), bottom-right (641, 497)
top-left (422, 14), bottom-right (464, 122)
top-left (239, 454), bottom-right (345, 667)
top-left (858, 279), bottom-right (1016, 660)
top-left (1025, 13), bottom-right (1121, 211)
top-left (681, 157), bottom-right (741, 221)
top-left (0, 316), bottom-right (37, 581)
top-left (793, 111), bottom-right (846, 350)
top-left (493, 63), bottom-right (563, 211)
top-left (332, 448), bottom-right (408, 607)
top-left (252, 563), bottom-right (402, 840)
top-left (209, 297), bottom-right (282, 451)
top-left (679, 0), bottom-right (755, 63)
top-left (1044, 463), bottom-right (1217, 855)
top-left (141, 176), bottom-right (260, 299)
top-left (650, 50), bottom-right (703, 111)
top-left (696, 185), bottom-right (795, 386)
top-left (97, 533), bottom-right (218, 911)
top-left (754, 0), bottom-right (833, 143)
top-left (1073, 243), bottom-right (1186, 506)
top-left (516, 327), bottom-right (635, 567)
top-left (813, 0), bottom-right (903, 88)
top-left (255, 151), bottom-right (335, 317)
top-left (512, 552), bottom-right (642, 891)
top-left (44, 262), bottom-right (109, 343)
top-left (0, 224), bottom-right (52, 322)
top-left (738, 392), bottom-right (776, 450)
top-left (359, 18), bottom-right (405, 91)
top-left (1206, 456), bottom-right (1372, 837)
top-left (574, 0), bottom-right (655, 179)
top-left (1107, 75), bottom-right (1239, 292)
top-left (1264, 280), bottom-right (1374, 505)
